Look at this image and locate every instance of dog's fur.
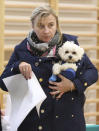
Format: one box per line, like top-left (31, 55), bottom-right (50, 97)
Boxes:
top-left (53, 41), bottom-right (84, 75)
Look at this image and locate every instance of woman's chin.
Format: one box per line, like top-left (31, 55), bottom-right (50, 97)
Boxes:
top-left (42, 40), bottom-right (50, 43)
top-left (41, 37), bottom-right (52, 43)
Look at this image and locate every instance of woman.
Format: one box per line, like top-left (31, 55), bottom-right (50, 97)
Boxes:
top-left (0, 6), bottom-right (98, 131)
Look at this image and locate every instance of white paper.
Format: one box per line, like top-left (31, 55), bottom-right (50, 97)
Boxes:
top-left (1, 94), bottom-right (11, 131)
top-left (3, 72), bottom-right (47, 131)
top-left (1, 115), bottom-right (11, 131)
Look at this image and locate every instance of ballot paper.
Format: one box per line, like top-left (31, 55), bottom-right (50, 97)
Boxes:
top-left (3, 72), bottom-right (47, 131)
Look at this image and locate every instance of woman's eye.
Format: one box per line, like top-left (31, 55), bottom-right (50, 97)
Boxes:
top-left (49, 23), bottom-right (54, 28)
top-left (39, 24), bottom-right (44, 29)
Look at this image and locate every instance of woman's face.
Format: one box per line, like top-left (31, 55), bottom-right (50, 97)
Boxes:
top-left (33, 14), bottom-right (57, 43)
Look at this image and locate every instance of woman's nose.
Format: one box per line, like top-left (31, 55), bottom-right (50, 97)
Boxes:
top-left (44, 27), bottom-right (49, 33)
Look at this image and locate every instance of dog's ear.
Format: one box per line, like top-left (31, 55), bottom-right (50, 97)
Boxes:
top-left (80, 47), bottom-right (84, 55)
top-left (78, 47), bottom-right (84, 60)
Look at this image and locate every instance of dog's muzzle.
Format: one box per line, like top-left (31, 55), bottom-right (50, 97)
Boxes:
top-left (69, 55), bottom-right (72, 60)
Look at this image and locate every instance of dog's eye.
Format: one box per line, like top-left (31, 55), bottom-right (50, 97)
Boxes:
top-left (65, 51), bottom-right (69, 54)
top-left (72, 51), bottom-right (76, 55)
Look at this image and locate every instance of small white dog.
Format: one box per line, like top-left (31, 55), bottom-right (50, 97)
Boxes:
top-left (53, 41), bottom-right (84, 75)
top-left (49, 41), bottom-right (84, 81)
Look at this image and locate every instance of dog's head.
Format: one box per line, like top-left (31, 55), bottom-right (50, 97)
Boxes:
top-left (58, 41), bottom-right (84, 62)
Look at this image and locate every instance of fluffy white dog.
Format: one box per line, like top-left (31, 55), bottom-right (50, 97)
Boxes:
top-left (53, 41), bottom-right (84, 75)
top-left (49, 41), bottom-right (84, 81)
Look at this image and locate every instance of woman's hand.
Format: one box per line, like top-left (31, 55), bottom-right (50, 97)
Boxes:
top-left (19, 62), bottom-right (32, 79)
top-left (49, 74), bottom-right (76, 99)
top-left (0, 110), bottom-right (5, 116)
top-left (0, 100), bottom-right (5, 116)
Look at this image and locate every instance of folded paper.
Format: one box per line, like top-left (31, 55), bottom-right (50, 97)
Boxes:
top-left (3, 72), bottom-right (47, 131)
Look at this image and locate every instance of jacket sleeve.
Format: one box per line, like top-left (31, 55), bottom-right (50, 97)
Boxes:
top-left (0, 46), bottom-right (21, 91)
top-left (73, 39), bottom-right (98, 94)
top-left (1, 46), bottom-right (21, 79)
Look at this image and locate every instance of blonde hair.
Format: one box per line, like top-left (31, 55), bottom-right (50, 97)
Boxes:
top-left (31, 6), bottom-right (61, 35)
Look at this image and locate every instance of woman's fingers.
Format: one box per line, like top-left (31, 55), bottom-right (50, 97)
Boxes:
top-left (49, 85), bottom-right (58, 90)
top-left (50, 90), bottom-right (64, 99)
top-left (58, 74), bottom-right (65, 80)
top-left (50, 90), bottom-right (60, 95)
top-left (56, 92), bottom-right (64, 99)
top-left (49, 81), bottom-right (58, 86)
top-left (19, 62), bottom-right (32, 79)
top-left (49, 75), bottom-right (74, 99)
top-left (24, 66), bottom-right (32, 79)
top-left (0, 110), bottom-right (5, 116)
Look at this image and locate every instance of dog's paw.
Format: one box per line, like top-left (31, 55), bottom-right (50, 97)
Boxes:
top-left (61, 63), bottom-right (77, 71)
top-left (53, 63), bottom-right (61, 75)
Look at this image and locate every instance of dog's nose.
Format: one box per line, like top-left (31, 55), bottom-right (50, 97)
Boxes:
top-left (69, 56), bottom-right (72, 59)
